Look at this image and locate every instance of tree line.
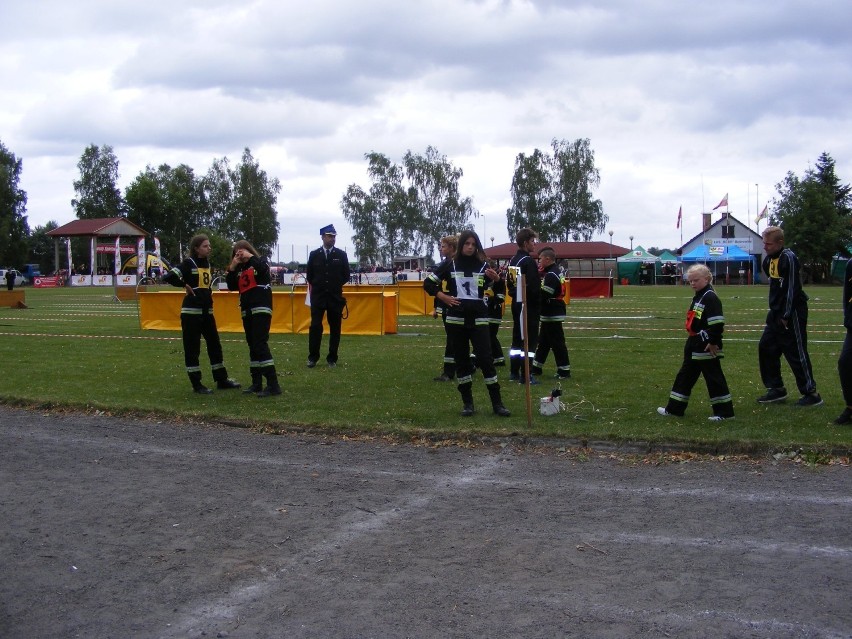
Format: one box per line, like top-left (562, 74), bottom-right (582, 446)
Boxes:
top-left (1, 138), bottom-right (849, 280)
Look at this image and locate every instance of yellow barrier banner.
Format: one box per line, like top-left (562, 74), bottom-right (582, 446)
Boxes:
top-left (395, 281), bottom-right (431, 316)
top-left (139, 290), bottom-right (397, 335)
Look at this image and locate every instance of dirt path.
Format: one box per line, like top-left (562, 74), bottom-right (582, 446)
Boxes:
top-left (1, 406), bottom-right (850, 638)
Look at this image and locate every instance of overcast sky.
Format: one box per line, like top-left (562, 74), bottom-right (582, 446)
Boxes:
top-left (2, 0), bottom-right (850, 261)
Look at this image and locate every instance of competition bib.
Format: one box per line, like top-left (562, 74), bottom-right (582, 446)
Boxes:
top-left (454, 273), bottom-right (482, 300)
top-left (238, 268), bottom-right (257, 293)
top-left (768, 257), bottom-right (780, 280)
top-left (197, 267), bottom-right (212, 288)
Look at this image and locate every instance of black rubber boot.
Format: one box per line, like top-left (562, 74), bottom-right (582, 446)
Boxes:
top-left (257, 367), bottom-right (282, 397)
top-left (189, 371), bottom-right (210, 394)
top-left (488, 383), bottom-right (511, 417)
top-left (460, 383), bottom-right (475, 417)
top-left (242, 371), bottom-right (263, 394)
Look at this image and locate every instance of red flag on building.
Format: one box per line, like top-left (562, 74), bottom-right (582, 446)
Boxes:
top-left (676, 205), bottom-right (682, 229)
top-left (712, 194), bottom-right (728, 210)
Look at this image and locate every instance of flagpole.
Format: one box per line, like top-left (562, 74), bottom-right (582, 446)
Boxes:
top-left (701, 177), bottom-right (706, 251)
top-left (756, 184), bottom-right (760, 231)
top-left (747, 183), bottom-right (751, 229)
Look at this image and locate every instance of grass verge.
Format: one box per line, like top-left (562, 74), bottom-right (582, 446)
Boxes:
top-left (0, 284), bottom-right (849, 459)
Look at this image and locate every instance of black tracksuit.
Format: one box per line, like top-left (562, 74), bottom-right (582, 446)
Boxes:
top-left (758, 247), bottom-right (817, 395)
top-left (663, 284), bottom-right (734, 418)
top-left (226, 256), bottom-right (277, 391)
top-left (507, 249), bottom-right (540, 379)
top-left (164, 257), bottom-right (231, 390)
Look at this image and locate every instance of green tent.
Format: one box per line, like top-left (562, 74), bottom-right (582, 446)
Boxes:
top-left (656, 250), bottom-right (680, 283)
top-left (616, 246), bottom-right (659, 285)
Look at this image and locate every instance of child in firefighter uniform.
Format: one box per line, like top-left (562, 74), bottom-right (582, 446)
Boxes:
top-left (531, 247), bottom-right (570, 379)
top-left (432, 235), bottom-right (458, 381)
top-left (657, 264), bottom-right (734, 421)
top-left (484, 261), bottom-right (506, 367)
top-left (226, 240), bottom-right (281, 397)
top-left (507, 228), bottom-right (541, 383)
top-left (424, 230), bottom-right (510, 417)
top-left (164, 234), bottom-right (240, 394)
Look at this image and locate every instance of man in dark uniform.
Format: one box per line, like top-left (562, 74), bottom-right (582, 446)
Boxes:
top-left (5, 270), bottom-right (14, 291)
top-left (307, 224), bottom-right (350, 368)
top-left (756, 226), bottom-right (822, 406)
top-left (507, 228), bottom-right (541, 383)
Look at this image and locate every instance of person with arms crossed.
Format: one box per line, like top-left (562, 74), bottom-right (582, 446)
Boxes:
top-left (756, 226), bottom-right (822, 407)
top-left (307, 224), bottom-right (350, 368)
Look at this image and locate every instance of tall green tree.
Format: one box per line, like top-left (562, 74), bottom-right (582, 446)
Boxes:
top-left (125, 164), bottom-right (209, 262)
top-left (232, 148), bottom-right (280, 256)
top-left (341, 152), bottom-right (417, 266)
top-left (506, 148), bottom-right (553, 237)
top-left (506, 138), bottom-right (606, 242)
top-left (340, 184), bottom-right (379, 265)
top-left (813, 152), bottom-right (852, 222)
top-left (203, 157), bottom-right (235, 234)
top-left (72, 144), bottom-right (125, 219)
top-left (403, 146), bottom-right (475, 259)
top-left (0, 140), bottom-right (30, 267)
top-left (202, 149), bottom-right (280, 257)
top-left (550, 138), bottom-right (606, 241)
top-left (772, 152), bottom-right (851, 282)
top-left (27, 221), bottom-right (59, 275)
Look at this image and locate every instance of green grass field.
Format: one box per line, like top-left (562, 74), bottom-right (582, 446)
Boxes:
top-left (0, 283), bottom-right (849, 455)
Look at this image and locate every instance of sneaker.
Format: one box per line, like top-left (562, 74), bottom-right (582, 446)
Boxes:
top-left (327, 361), bottom-right (337, 368)
top-left (756, 388), bottom-right (788, 404)
top-left (708, 415), bottom-right (735, 421)
top-left (834, 408), bottom-right (852, 425)
top-left (795, 392), bottom-right (824, 407)
top-left (306, 359), bottom-right (317, 368)
top-left (656, 407), bottom-right (671, 416)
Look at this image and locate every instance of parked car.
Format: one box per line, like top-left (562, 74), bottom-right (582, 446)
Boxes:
top-left (0, 269), bottom-right (27, 287)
